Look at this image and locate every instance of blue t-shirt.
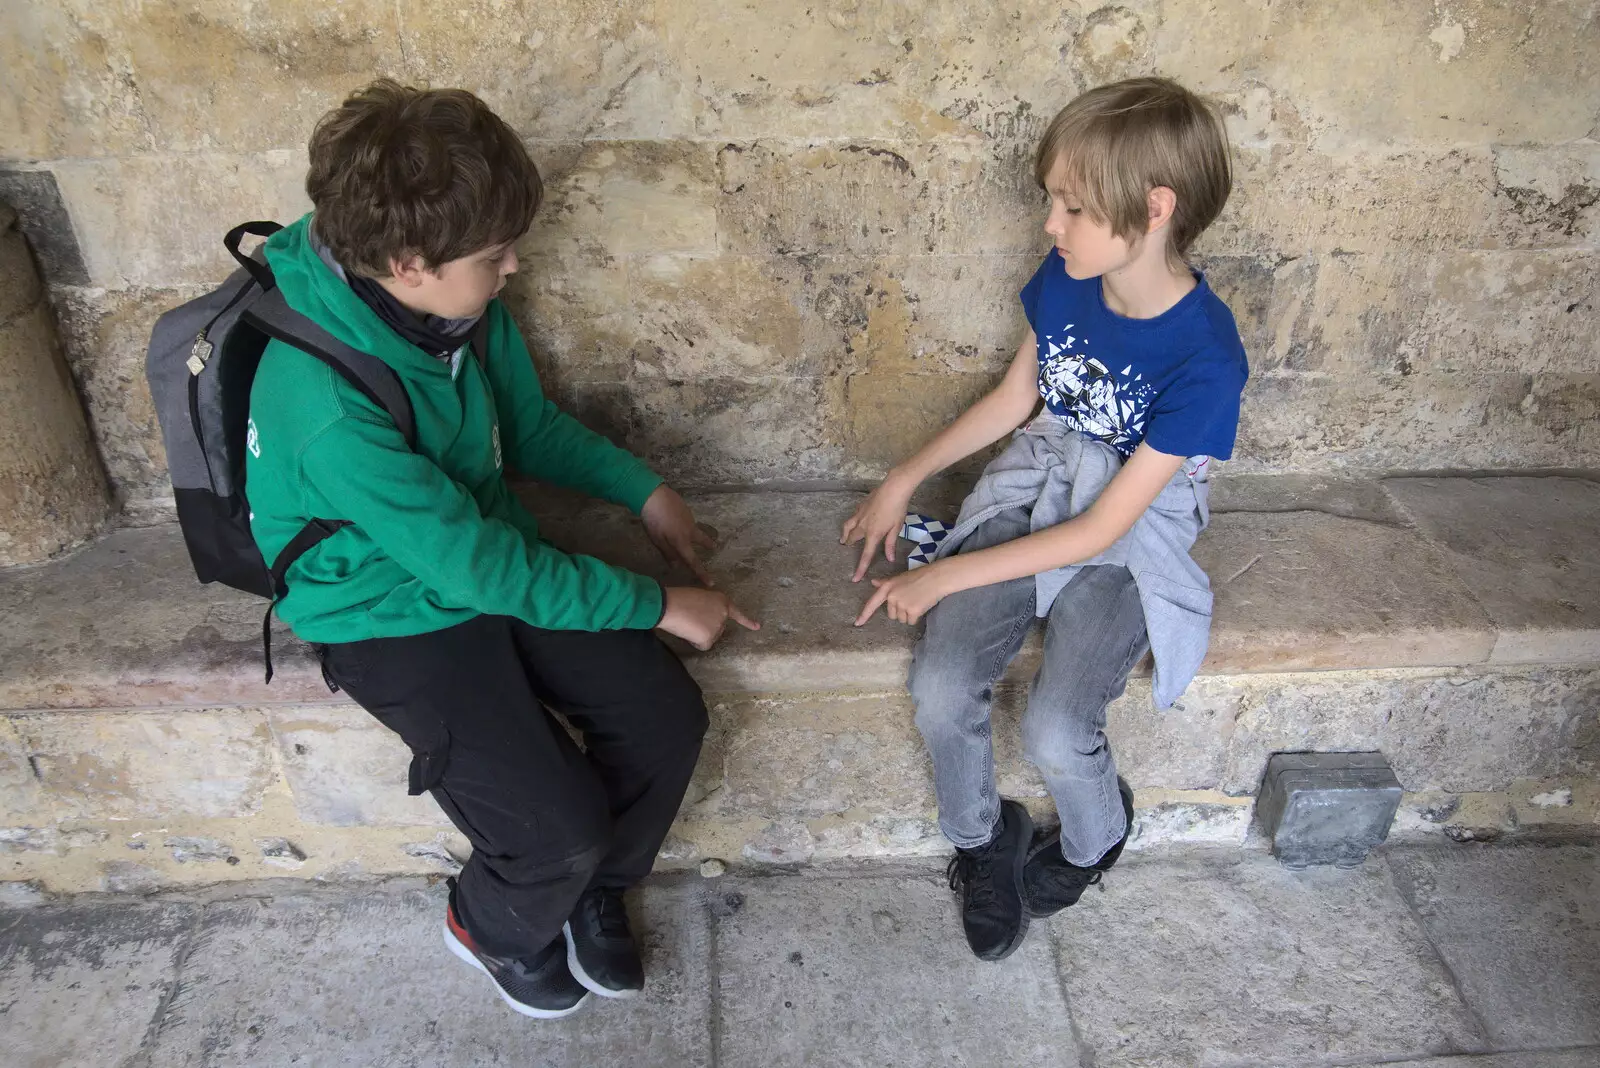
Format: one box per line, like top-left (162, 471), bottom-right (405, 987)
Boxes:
top-left (1019, 250), bottom-right (1248, 460)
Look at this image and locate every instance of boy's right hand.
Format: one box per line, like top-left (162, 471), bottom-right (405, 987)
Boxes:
top-left (841, 473), bottom-right (915, 582)
top-left (658, 586), bottom-right (761, 651)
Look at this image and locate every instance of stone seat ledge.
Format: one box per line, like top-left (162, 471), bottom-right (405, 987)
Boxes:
top-left (1, 478), bottom-right (1597, 712)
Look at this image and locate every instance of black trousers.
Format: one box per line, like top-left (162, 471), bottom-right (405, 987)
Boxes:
top-left (319, 614), bottom-right (708, 959)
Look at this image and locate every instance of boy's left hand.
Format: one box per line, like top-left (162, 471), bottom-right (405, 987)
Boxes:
top-left (642, 485), bottom-right (717, 587)
top-left (854, 562), bottom-right (952, 626)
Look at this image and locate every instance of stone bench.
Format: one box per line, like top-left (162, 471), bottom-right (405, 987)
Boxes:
top-left (2, 475), bottom-right (1597, 893)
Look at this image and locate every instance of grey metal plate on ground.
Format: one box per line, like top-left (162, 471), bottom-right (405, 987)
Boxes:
top-left (1256, 751), bottom-right (1404, 869)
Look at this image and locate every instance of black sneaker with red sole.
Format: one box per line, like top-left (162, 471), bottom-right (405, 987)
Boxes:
top-left (443, 884), bottom-right (590, 1019)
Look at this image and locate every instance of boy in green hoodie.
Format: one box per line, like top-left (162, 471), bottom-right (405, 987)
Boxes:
top-left (247, 80), bottom-right (757, 1019)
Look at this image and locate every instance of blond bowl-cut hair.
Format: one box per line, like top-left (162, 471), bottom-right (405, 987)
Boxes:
top-left (1035, 77), bottom-right (1232, 263)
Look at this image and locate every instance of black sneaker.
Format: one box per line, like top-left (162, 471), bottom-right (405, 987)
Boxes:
top-left (564, 886), bottom-right (644, 999)
top-left (1023, 779), bottom-right (1135, 919)
top-left (945, 798), bottom-right (1034, 962)
top-left (443, 890), bottom-right (590, 1019)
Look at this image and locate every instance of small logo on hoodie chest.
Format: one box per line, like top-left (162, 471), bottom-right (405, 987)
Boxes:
top-left (491, 424), bottom-right (502, 470)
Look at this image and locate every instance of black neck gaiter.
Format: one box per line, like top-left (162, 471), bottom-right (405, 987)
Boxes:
top-left (345, 271), bottom-right (477, 362)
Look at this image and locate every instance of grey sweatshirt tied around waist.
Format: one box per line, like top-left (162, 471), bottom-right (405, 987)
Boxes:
top-left (931, 414), bottom-right (1215, 708)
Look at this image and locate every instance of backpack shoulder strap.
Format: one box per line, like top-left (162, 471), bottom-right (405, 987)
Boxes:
top-left (243, 287), bottom-right (417, 450)
top-left (468, 313), bottom-right (490, 370)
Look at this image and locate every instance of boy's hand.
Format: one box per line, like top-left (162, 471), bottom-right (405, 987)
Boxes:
top-left (642, 485), bottom-right (717, 587)
top-left (840, 472), bottom-right (916, 582)
top-left (658, 586), bottom-right (761, 651)
top-left (854, 561), bottom-right (953, 627)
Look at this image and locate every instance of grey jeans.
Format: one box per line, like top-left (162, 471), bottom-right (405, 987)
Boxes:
top-left (908, 506), bottom-right (1149, 866)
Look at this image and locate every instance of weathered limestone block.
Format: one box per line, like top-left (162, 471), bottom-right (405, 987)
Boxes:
top-left (706, 693), bottom-right (935, 824)
top-left (716, 140), bottom-right (1039, 258)
top-left (854, 255), bottom-right (1038, 375)
top-left (269, 706), bottom-right (450, 828)
top-left (1491, 143), bottom-right (1600, 240)
top-left (1396, 251), bottom-right (1599, 375)
top-left (1191, 252), bottom-right (1277, 357)
top-left (7, 708), bottom-right (274, 820)
top-left (1252, 249), bottom-right (1599, 377)
top-left (0, 205), bottom-right (111, 565)
top-left (1233, 372), bottom-right (1600, 473)
top-left (842, 367), bottom-right (993, 476)
top-left (698, 667), bottom-right (1598, 843)
top-left (123, 0), bottom-right (404, 154)
top-left (529, 141), bottom-right (721, 262)
top-left (0, 718), bottom-right (42, 824)
top-left (1385, 477), bottom-right (1600, 666)
top-left (626, 254), bottom-right (817, 380)
top-left (1213, 144), bottom-right (1593, 258)
top-left (51, 285), bottom-right (197, 510)
top-left (833, 269), bottom-right (1011, 476)
top-left (1220, 0), bottom-right (1599, 148)
top-left (657, 0), bottom-right (1093, 142)
top-left (399, 0), bottom-right (697, 141)
top-left (1213, 668), bottom-right (1600, 795)
top-left (624, 375), bottom-right (838, 486)
top-left (501, 254), bottom-right (635, 387)
top-left (0, 214), bottom-right (44, 322)
top-left (52, 154), bottom-right (310, 287)
top-left (0, 1), bottom-right (150, 159)
top-left (1257, 252), bottom-right (1417, 375)
top-left (1197, 510), bottom-right (1494, 671)
top-left (5, 0), bottom-right (1598, 489)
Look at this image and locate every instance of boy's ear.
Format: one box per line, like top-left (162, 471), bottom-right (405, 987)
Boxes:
top-left (386, 253), bottom-right (430, 288)
top-left (1147, 186), bottom-right (1178, 234)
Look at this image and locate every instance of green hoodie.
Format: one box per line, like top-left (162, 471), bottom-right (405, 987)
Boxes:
top-left (245, 215), bottom-right (664, 643)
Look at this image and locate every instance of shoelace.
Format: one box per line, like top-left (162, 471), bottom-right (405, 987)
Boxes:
top-left (587, 890), bottom-right (631, 939)
top-left (946, 848), bottom-right (999, 908)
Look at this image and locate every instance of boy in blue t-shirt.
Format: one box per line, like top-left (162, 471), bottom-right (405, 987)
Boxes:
top-left (843, 77), bottom-right (1248, 961)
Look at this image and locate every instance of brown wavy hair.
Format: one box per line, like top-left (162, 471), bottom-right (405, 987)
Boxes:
top-left (306, 79), bottom-right (542, 278)
top-left (1035, 77), bottom-right (1232, 263)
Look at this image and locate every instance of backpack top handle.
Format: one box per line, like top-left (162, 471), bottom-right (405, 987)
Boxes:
top-left (223, 221), bottom-right (284, 291)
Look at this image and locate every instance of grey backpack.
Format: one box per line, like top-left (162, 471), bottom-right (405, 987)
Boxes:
top-left (145, 221), bottom-right (425, 679)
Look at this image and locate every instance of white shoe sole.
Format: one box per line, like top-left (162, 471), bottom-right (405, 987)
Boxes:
top-left (563, 921), bottom-right (641, 1000)
top-left (441, 921), bottom-right (591, 1019)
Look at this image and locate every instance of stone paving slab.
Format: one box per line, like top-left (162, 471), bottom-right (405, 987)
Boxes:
top-left (140, 882), bottom-right (712, 1067)
top-left (1385, 477), bottom-right (1600, 667)
top-left (3, 850), bottom-right (1600, 1068)
top-left (7, 479), bottom-right (1593, 712)
top-left (1048, 852), bottom-right (1487, 1068)
top-left (712, 873), bottom-right (1082, 1068)
top-left (1387, 845), bottom-right (1600, 1051)
top-left (1340, 1053), bottom-right (1600, 1068)
top-left (0, 901), bottom-right (194, 1068)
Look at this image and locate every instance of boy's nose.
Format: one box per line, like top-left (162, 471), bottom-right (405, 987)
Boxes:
top-left (503, 250), bottom-right (520, 276)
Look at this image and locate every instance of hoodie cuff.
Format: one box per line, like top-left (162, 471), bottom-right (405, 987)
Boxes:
top-left (613, 463), bottom-right (665, 516)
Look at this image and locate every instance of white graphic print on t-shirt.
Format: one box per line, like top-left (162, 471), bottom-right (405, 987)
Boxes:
top-left (1037, 325), bottom-right (1158, 456)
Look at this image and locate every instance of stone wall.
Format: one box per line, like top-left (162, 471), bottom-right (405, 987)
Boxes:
top-left (0, 203), bottom-right (110, 562)
top-left (1, 0), bottom-right (1595, 514)
top-left (5, 667), bottom-right (1600, 894)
